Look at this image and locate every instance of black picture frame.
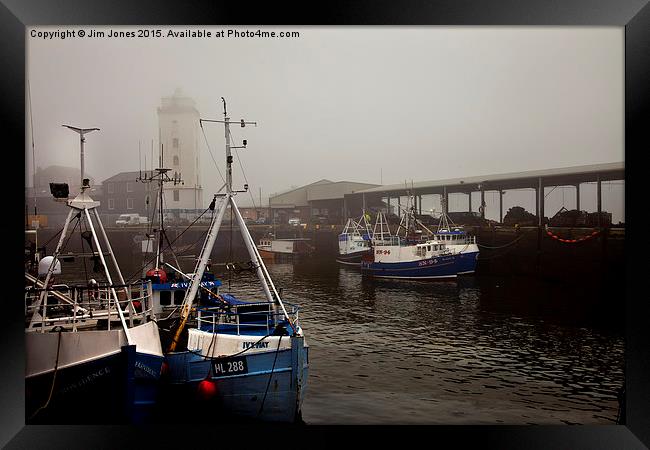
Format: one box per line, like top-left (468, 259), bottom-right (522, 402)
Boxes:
top-left (2, 0), bottom-right (648, 447)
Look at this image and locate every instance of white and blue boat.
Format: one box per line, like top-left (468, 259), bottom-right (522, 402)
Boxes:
top-left (24, 126), bottom-right (163, 424)
top-left (336, 213), bottom-right (373, 265)
top-left (162, 99), bottom-right (308, 423)
top-left (361, 196), bottom-right (479, 280)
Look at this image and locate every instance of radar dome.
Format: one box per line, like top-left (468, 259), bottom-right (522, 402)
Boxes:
top-left (38, 256), bottom-right (62, 277)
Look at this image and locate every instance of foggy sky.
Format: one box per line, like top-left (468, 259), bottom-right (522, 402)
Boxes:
top-left (26, 26), bottom-right (624, 221)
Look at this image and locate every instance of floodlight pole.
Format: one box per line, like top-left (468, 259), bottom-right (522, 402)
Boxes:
top-left (63, 125), bottom-right (100, 190)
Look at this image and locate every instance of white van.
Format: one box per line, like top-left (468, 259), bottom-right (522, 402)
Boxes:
top-left (116, 214), bottom-right (147, 227)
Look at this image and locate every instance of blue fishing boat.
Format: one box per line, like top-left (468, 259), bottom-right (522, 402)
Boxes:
top-left (161, 99), bottom-right (308, 422)
top-left (25, 126), bottom-right (163, 424)
top-left (361, 195), bottom-right (479, 280)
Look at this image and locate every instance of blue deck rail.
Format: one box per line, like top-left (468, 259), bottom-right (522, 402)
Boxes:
top-left (196, 301), bottom-right (300, 336)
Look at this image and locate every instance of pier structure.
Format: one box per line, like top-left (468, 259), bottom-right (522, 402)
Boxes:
top-left (343, 162), bottom-right (624, 226)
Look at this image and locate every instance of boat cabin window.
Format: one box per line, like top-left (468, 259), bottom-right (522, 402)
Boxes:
top-left (160, 290), bottom-right (171, 306)
top-left (174, 290), bottom-right (184, 305)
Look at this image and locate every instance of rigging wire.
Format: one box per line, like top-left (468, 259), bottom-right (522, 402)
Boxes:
top-left (28, 78), bottom-right (37, 216)
top-left (200, 121), bottom-right (226, 187)
top-left (123, 205), bottom-right (212, 283)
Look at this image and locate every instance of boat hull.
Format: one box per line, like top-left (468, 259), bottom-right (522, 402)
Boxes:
top-left (25, 322), bottom-right (163, 424)
top-left (162, 336), bottom-right (309, 423)
top-left (336, 249), bottom-right (372, 266)
top-left (258, 249), bottom-right (311, 263)
top-left (361, 251), bottom-right (479, 279)
top-left (26, 344), bottom-right (136, 424)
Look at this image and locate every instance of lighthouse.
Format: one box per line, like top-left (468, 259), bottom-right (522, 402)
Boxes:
top-left (157, 88), bottom-right (204, 210)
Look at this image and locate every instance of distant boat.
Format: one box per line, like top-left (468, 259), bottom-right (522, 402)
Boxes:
top-left (257, 237), bottom-right (315, 263)
top-left (24, 126), bottom-right (163, 424)
top-left (360, 195), bottom-right (479, 280)
top-left (162, 99), bottom-right (308, 423)
top-left (336, 213), bottom-right (372, 265)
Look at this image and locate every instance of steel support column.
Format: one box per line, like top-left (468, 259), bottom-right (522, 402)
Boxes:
top-left (499, 189), bottom-right (503, 223)
top-left (480, 188), bottom-right (485, 219)
top-left (537, 177), bottom-right (544, 226)
top-left (597, 174), bottom-right (602, 227)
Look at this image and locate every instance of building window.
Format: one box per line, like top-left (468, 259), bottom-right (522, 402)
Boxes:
top-left (108, 198), bottom-right (114, 210)
top-left (173, 155), bottom-right (179, 166)
top-left (172, 138), bottom-right (179, 149)
top-left (126, 182), bottom-right (133, 192)
top-left (127, 198), bottom-right (134, 209)
top-left (107, 183), bottom-right (114, 194)
top-left (173, 190), bottom-right (179, 202)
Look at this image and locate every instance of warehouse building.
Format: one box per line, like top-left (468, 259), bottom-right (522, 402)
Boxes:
top-left (269, 179), bottom-right (380, 224)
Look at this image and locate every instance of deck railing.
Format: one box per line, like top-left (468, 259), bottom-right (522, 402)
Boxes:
top-left (196, 301), bottom-right (300, 336)
top-left (24, 280), bottom-right (154, 332)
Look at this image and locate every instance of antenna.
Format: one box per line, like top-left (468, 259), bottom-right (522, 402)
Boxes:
top-left (62, 125), bottom-right (100, 191)
top-left (200, 99), bottom-right (257, 194)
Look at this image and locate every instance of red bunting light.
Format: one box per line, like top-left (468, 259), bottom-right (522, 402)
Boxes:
top-left (546, 228), bottom-right (600, 244)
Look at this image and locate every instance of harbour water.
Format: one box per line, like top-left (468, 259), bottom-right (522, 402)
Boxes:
top-left (53, 254), bottom-right (625, 425)
top-left (188, 258), bottom-right (623, 425)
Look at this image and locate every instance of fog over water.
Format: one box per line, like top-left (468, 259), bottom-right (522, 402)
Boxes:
top-left (26, 27), bottom-right (624, 221)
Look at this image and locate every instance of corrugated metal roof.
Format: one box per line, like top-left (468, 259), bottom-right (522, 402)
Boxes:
top-left (354, 162), bottom-right (624, 194)
top-left (307, 181), bottom-right (380, 201)
top-left (270, 179), bottom-right (380, 206)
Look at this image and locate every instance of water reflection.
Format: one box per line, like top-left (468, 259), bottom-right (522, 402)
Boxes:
top-left (54, 254), bottom-right (624, 424)
top-left (257, 260), bottom-right (623, 424)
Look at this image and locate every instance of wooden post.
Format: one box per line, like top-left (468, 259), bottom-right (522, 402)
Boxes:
top-left (468, 190), bottom-right (472, 213)
top-left (576, 183), bottom-right (581, 211)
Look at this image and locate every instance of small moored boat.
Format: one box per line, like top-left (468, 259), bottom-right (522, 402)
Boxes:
top-left (336, 213), bottom-right (373, 265)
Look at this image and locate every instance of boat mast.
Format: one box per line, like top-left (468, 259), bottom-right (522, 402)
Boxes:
top-left (137, 143), bottom-right (182, 271)
top-left (29, 126), bottom-right (132, 343)
top-left (168, 99), bottom-right (298, 352)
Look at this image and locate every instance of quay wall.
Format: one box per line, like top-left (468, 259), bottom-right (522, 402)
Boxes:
top-left (33, 224), bottom-right (624, 283)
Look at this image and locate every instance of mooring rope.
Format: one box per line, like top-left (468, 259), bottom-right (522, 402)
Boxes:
top-left (257, 334), bottom-right (282, 417)
top-left (477, 232), bottom-right (528, 249)
top-left (29, 329), bottom-right (63, 420)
